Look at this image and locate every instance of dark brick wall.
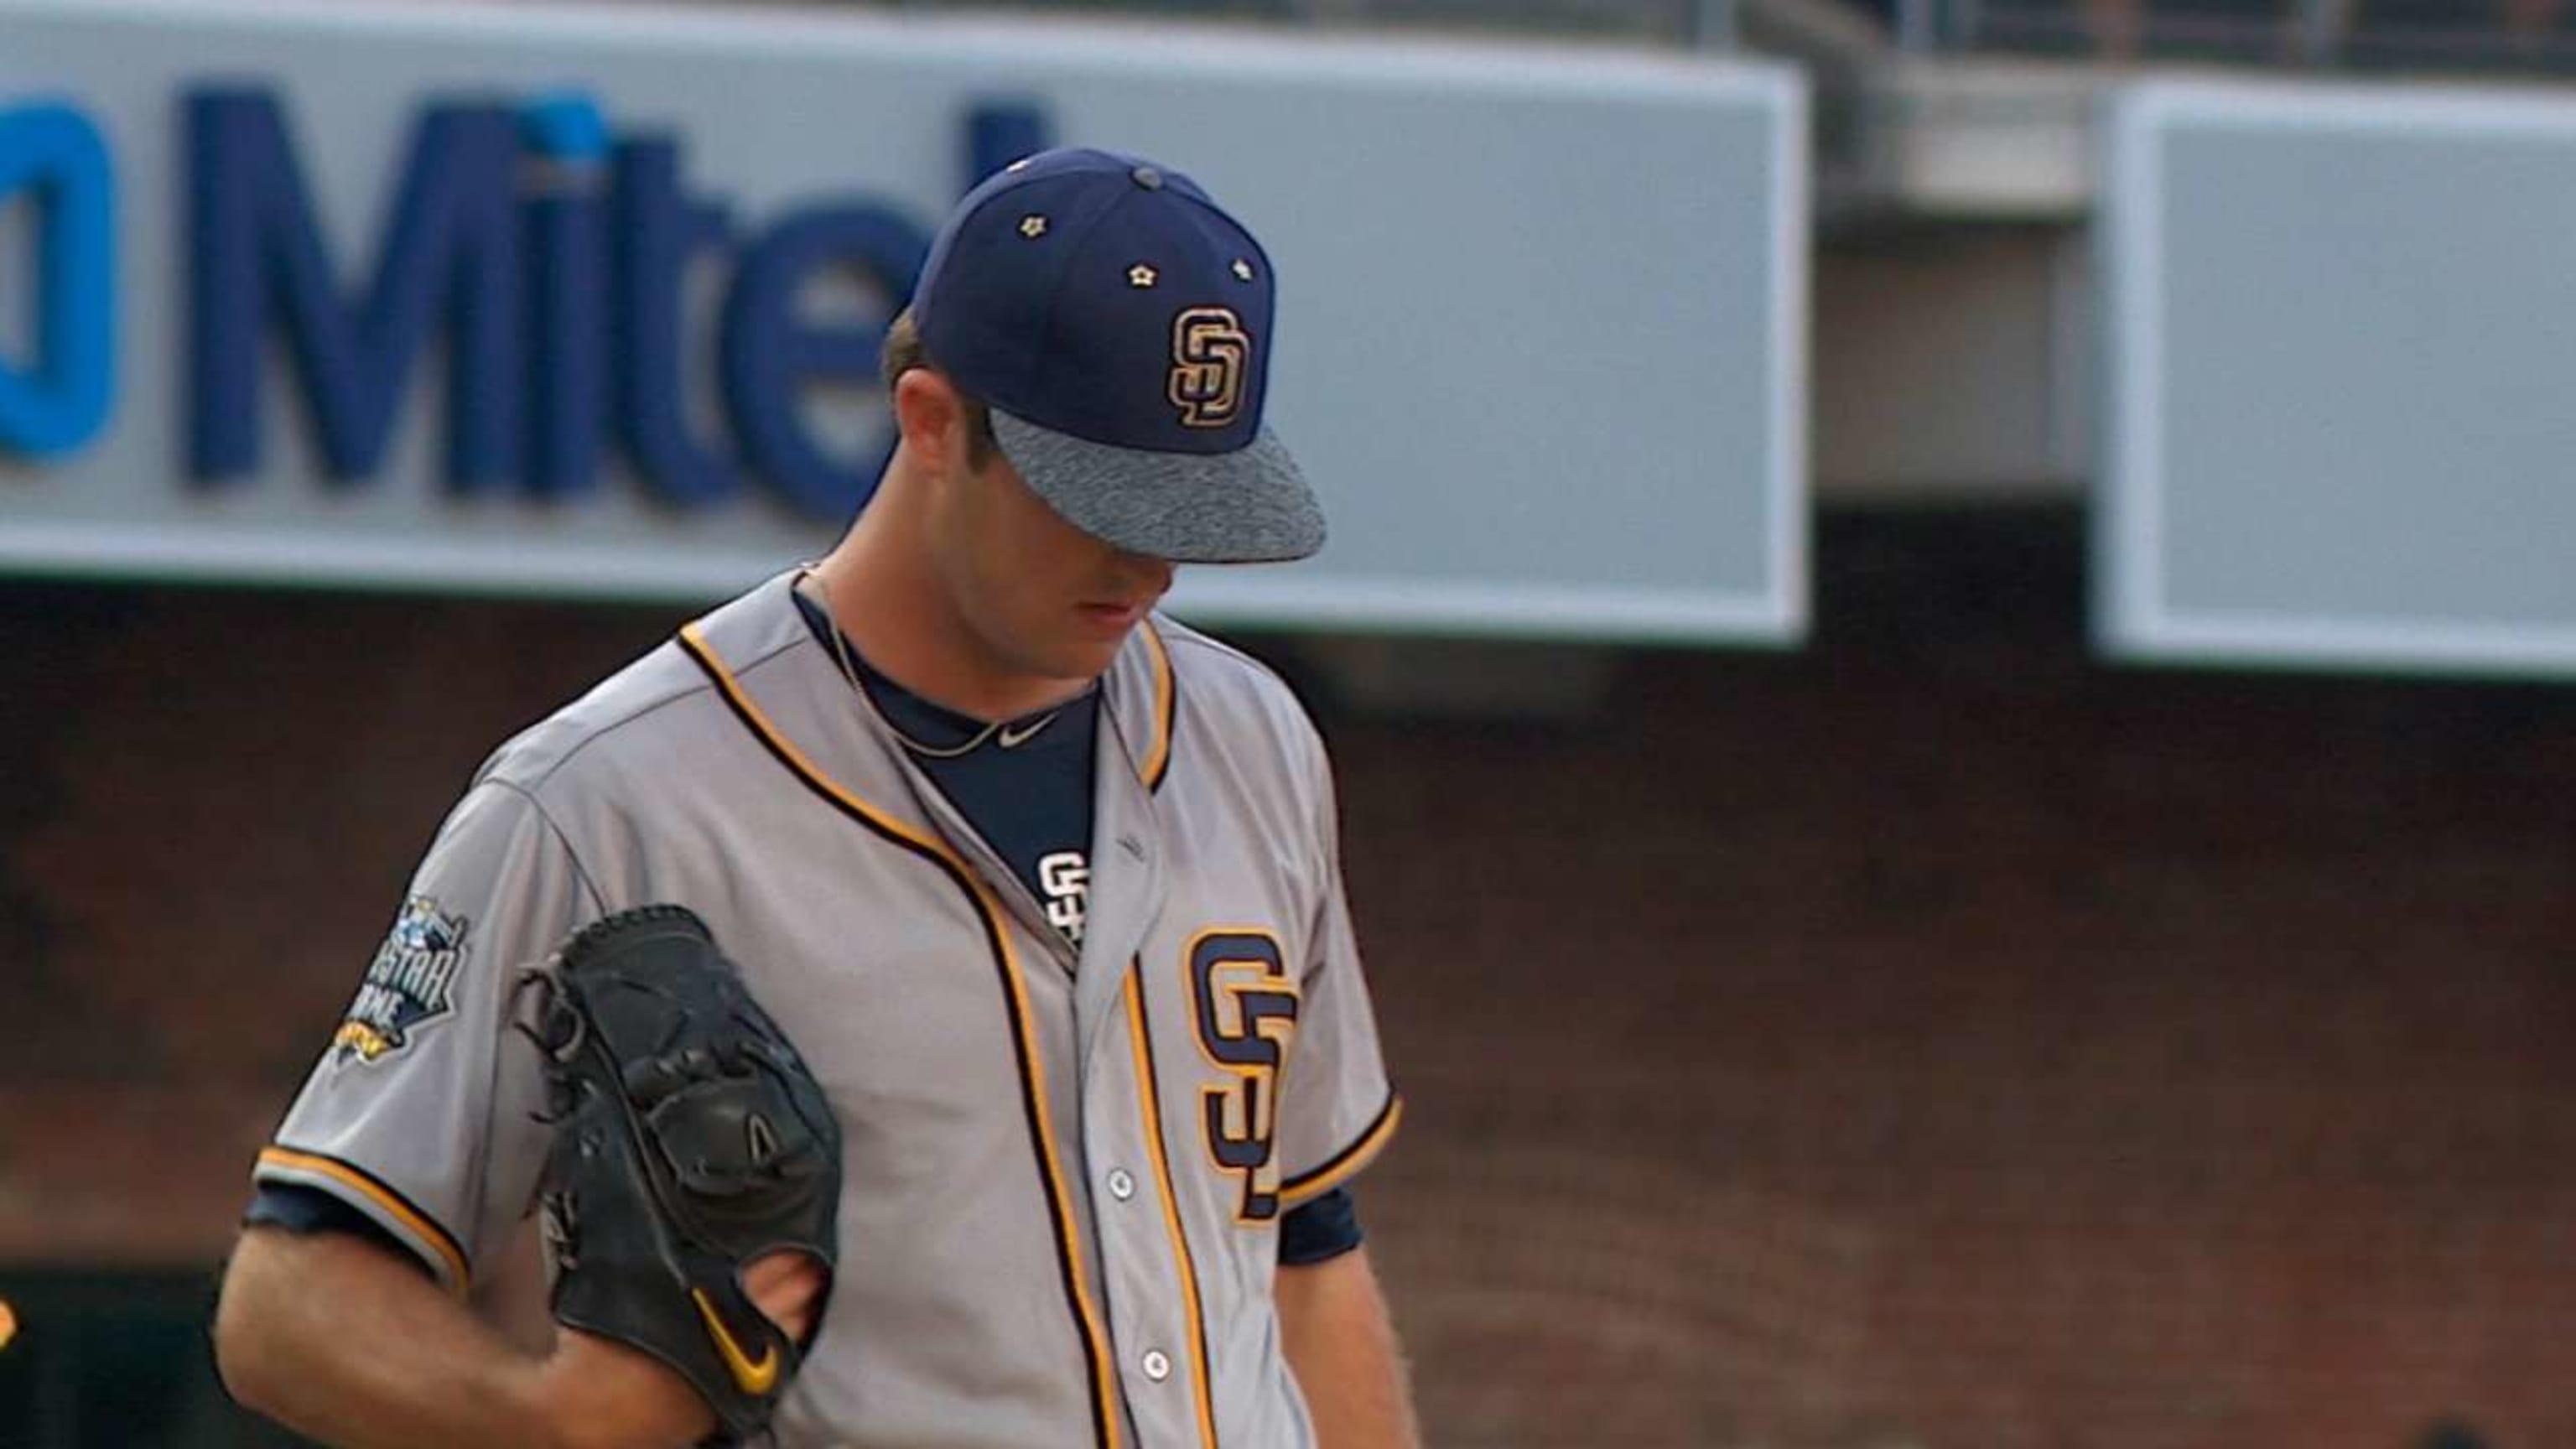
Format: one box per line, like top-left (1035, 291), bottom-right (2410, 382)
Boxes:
top-left (1336, 514), bottom-right (2576, 1449)
top-left (2, 511), bottom-right (2569, 1447)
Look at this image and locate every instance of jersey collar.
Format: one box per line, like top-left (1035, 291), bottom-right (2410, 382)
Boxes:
top-left (697, 573), bottom-right (1176, 792)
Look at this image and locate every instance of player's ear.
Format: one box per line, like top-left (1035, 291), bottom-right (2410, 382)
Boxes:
top-left (891, 368), bottom-right (970, 475)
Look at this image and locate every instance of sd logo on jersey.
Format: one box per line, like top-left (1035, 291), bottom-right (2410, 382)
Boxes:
top-left (1187, 929), bottom-right (1301, 1221)
top-left (332, 895), bottom-right (470, 1066)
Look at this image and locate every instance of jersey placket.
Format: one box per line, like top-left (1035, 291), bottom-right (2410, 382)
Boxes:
top-left (1076, 734), bottom-right (1221, 1449)
top-left (886, 669), bottom-right (1214, 1449)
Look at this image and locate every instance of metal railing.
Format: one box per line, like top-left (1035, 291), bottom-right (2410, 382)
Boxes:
top-left (880, 0), bottom-right (1746, 46)
top-left (1883, 0), bottom-right (2576, 70)
top-left (889, 0), bottom-right (2576, 74)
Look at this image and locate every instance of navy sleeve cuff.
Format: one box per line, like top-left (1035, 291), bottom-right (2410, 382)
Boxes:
top-left (243, 1183), bottom-right (434, 1280)
top-left (1277, 1185), bottom-right (1363, 1267)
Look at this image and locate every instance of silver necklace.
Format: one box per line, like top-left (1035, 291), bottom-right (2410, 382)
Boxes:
top-left (804, 568), bottom-right (1062, 760)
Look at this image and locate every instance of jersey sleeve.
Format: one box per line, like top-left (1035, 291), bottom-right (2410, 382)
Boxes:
top-left (1275, 733), bottom-right (1401, 1211)
top-left (251, 781), bottom-right (599, 1294)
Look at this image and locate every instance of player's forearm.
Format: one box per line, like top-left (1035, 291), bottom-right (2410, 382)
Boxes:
top-left (215, 1225), bottom-right (555, 1449)
top-left (1277, 1247), bottom-right (1424, 1449)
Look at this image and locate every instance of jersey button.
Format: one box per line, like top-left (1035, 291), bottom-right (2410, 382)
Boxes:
top-left (1141, 1349), bottom-right (1173, 1383)
top-left (1108, 1168), bottom-right (1138, 1202)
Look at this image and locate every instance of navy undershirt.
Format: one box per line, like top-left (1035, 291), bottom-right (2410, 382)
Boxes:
top-left (792, 589), bottom-right (1098, 933)
top-left (242, 599), bottom-right (1359, 1274)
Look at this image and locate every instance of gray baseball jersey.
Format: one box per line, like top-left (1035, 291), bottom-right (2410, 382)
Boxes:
top-left (252, 571), bottom-right (1401, 1448)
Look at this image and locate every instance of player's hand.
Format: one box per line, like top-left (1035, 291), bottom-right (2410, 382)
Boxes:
top-left (742, 1248), bottom-right (828, 1342)
top-left (537, 1250), bottom-right (826, 1449)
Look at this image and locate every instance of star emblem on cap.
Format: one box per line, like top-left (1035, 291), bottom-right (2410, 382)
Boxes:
top-left (1129, 264), bottom-right (1159, 288)
top-left (1232, 259), bottom-right (1255, 282)
top-left (1019, 215), bottom-right (1048, 239)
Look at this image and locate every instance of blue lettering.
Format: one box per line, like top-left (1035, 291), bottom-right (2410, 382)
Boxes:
top-left (610, 135), bottom-right (739, 507)
top-left (967, 101), bottom-right (1052, 190)
top-left (721, 204), bottom-right (927, 521)
top-left (189, 89), bottom-right (522, 488)
top-left (0, 101), bottom-right (116, 460)
top-left (178, 86), bottom-right (1052, 517)
top-left (521, 97), bottom-right (611, 499)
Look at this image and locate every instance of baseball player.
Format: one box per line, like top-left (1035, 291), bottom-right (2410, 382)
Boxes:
top-left (213, 148), bottom-right (1417, 1449)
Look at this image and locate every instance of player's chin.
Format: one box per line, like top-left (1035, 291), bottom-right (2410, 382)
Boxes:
top-left (1046, 610), bottom-right (1142, 676)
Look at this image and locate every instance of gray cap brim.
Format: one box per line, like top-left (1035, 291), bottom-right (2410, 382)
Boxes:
top-left (990, 409), bottom-right (1327, 564)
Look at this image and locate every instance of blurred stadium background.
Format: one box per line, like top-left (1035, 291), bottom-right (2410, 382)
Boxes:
top-left (3, 0), bottom-right (2573, 1446)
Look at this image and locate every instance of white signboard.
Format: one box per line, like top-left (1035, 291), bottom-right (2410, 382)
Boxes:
top-left (0, 0), bottom-right (1807, 642)
top-left (2101, 80), bottom-right (2576, 677)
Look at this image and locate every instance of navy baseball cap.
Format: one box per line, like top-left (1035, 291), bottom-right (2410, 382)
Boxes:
top-left (911, 148), bottom-right (1324, 564)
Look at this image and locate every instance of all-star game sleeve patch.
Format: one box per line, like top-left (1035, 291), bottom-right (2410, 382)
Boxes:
top-left (331, 895), bottom-right (471, 1067)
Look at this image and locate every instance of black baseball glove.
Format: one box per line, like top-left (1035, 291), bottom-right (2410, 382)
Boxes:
top-left (526, 904), bottom-right (841, 1446)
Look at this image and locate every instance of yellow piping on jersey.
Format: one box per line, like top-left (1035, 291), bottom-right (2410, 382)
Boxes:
top-left (1124, 967), bottom-right (1222, 1449)
top-left (678, 623), bottom-right (1124, 1449)
top-left (1140, 621), bottom-right (1176, 792)
top-left (1277, 1093), bottom-right (1404, 1209)
top-left (255, 1145), bottom-right (470, 1293)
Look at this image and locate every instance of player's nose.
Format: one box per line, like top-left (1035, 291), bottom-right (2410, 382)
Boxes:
top-left (1114, 553), bottom-right (1176, 600)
